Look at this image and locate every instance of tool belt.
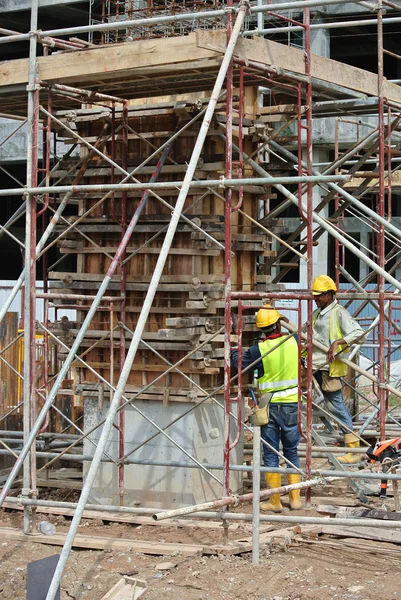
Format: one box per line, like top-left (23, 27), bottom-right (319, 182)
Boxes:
top-left (302, 367), bottom-right (342, 393)
top-left (250, 393), bottom-right (273, 427)
top-left (321, 371), bottom-right (342, 392)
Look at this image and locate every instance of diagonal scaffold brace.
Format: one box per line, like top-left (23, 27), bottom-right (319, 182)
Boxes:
top-left (0, 100), bottom-right (177, 508)
top-left (40, 3), bottom-right (250, 598)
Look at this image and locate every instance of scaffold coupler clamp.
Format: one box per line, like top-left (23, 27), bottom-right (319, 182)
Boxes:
top-left (231, 494), bottom-right (240, 507)
top-left (314, 472), bottom-right (327, 486)
top-left (239, 1), bottom-right (251, 15)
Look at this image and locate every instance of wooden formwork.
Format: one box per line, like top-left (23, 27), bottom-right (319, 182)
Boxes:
top-left (49, 93), bottom-right (275, 405)
top-left (0, 312), bottom-right (21, 430)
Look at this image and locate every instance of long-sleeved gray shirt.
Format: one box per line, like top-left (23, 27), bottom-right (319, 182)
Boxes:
top-left (305, 299), bottom-right (365, 371)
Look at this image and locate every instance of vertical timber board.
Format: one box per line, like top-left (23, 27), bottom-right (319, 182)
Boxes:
top-left (0, 313), bottom-right (19, 428)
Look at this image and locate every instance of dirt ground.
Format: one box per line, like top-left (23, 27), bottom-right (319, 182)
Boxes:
top-left (1, 484), bottom-right (400, 600)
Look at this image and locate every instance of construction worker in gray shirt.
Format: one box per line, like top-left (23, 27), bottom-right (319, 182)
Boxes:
top-left (306, 275), bottom-right (365, 464)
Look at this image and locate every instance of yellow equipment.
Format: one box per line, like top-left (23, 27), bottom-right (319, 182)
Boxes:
top-left (311, 275), bottom-right (337, 295)
top-left (256, 305), bottom-right (282, 329)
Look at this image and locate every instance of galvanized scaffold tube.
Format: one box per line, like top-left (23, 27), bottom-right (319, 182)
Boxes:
top-left (43, 6), bottom-right (250, 598)
top-left (22, 0), bottom-right (39, 535)
top-left (267, 137), bottom-right (401, 244)
top-left (252, 425), bottom-right (261, 565)
top-left (224, 137), bottom-right (401, 293)
top-left (0, 119), bottom-right (181, 505)
top-left (0, 125), bottom-right (120, 325)
top-left (6, 495), bottom-right (401, 529)
top-left (283, 320), bottom-right (401, 400)
top-left (0, 175), bottom-right (352, 198)
top-left (302, 3), bottom-right (314, 505)
top-left (152, 476), bottom-right (323, 521)
top-left (0, 0), bottom-right (373, 44)
top-left (244, 14), bottom-right (401, 37)
top-left (377, 0), bottom-right (387, 441)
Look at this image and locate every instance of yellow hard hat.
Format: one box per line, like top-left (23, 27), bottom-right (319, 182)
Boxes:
top-left (311, 275), bottom-right (337, 295)
top-left (256, 305), bottom-right (283, 329)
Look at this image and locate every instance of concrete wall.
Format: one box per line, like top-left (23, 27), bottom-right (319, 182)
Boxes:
top-left (83, 398), bottom-right (244, 509)
top-left (0, 118), bottom-right (79, 164)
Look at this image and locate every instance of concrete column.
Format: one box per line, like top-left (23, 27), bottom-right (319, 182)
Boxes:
top-left (300, 17), bottom-right (330, 284)
top-left (310, 15), bottom-right (330, 57)
top-left (299, 147), bottom-right (330, 283)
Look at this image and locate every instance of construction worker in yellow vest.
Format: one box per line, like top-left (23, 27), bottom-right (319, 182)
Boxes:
top-left (307, 275), bottom-right (365, 463)
top-left (231, 305), bottom-right (302, 513)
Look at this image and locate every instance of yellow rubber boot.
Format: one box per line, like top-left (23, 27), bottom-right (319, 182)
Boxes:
top-left (260, 473), bottom-right (282, 512)
top-left (287, 473), bottom-right (302, 510)
top-left (337, 433), bottom-right (360, 464)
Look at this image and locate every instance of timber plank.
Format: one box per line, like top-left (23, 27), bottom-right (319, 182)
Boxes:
top-left (0, 525), bottom-right (277, 556)
top-left (311, 496), bottom-right (359, 507)
top-left (0, 527), bottom-right (202, 555)
top-left (321, 525), bottom-right (401, 545)
top-left (49, 271), bottom-right (225, 283)
top-left (2, 31), bottom-right (400, 103)
top-left (36, 478), bottom-right (83, 490)
top-left (0, 33), bottom-right (219, 87)
top-left (60, 247), bottom-right (221, 256)
top-left (196, 30), bottom-right (401, 104)
top-left (1, 502), bottom-right (246, 531)
top-left (317, 505), bottom-right (401, 521)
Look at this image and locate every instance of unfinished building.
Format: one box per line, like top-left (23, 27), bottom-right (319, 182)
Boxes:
top-left (1, 0), bottom-right (401, 596)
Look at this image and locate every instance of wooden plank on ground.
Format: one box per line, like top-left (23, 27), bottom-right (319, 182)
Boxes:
top-left (202, 527), bottom-right (294, 556)
top-left (50, 468), bottom-right (82, 480)
top-left (295, 535), bottom-right (401, 557)
top-left (310, 496), bottom-right (359, 507)
top-left (100, 577), bottom-right (147, 600)
top-left (0, 525), bottom-right (278, 556)
top-left (36, 478), bottom-right (82, 490)
top-left (321, 525), bottom-right (401, 545)
top-left (317, 505), bottom-right (401, 521)
top-left (0, 527), bottom-right (203, 556)
top-left (214, 525), bottom-right (322, 555)
top-left (2, 502), bottom-right (266, 531)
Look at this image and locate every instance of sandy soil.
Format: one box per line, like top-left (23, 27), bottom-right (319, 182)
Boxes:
top-left (1, 490), bottom-right (400, 600)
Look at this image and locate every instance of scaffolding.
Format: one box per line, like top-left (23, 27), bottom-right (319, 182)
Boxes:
top-left (1, 0), bottom-right (401, 595)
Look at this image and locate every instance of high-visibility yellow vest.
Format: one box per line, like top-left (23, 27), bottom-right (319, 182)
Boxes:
top-left (257, 336), bottom-right (299, 403)
top-left (313, 305), bottom-right (348, 378)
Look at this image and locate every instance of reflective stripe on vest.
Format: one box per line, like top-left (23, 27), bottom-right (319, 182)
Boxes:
top-left (270, 386), bottom-right (298, 403)
top-left (259, 379), bottom-right (298, 390)
top-left (257, 337), bottom-right (299, 403)
top-left (313, 304), bottom-right (348, 378)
